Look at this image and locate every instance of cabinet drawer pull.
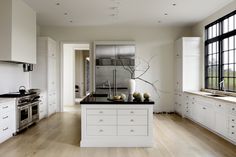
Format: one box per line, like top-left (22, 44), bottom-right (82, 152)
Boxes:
top-left (99, 129), bottom-right (103, 132)
top-left (99, 111), bottom-right (103, 114)
top-left (130, 119), bottom-right (134, 122)
top-left (232, 132), bottom-right (235, 135)
top-left (232, 108), bottom-right (235, 111)
top-left (2, 106), bottom-right (8, 109)
top-left (130, 111), bottom-right (134, 114)
top-left (203, 107), bottom-right (206, 110)
top-left (219, 105), bottom-right (221, 107)
top-left (130, 129), bottom-right (134, 132)
top-left (99, 119), bottom-right (103, 122)
top-left (232, 119), bottom-right (235, 122)
top-left (3, 116), bottom-right (8, 119)
top-left (232, 126), bottom-right (235, 128)
top-left (3, 127), bottom-right (8, 131)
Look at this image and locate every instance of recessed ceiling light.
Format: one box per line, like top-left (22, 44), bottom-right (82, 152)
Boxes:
top-left (56, 2), bottom-right (60, 6)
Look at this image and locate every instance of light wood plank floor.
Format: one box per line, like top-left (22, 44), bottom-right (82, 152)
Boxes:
top-left (0, 111), bottom-right (236, 157)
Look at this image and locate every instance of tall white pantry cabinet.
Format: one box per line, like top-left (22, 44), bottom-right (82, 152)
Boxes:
top-left (174, 37), bottom-right (202, 115)
top-left (31, 37), bottom-right (57, 119)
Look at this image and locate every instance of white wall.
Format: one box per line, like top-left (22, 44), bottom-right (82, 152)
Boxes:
top-left (40, 26), bottom-right (192, 112)
top-left (0, 62), bottom-right (30, 94)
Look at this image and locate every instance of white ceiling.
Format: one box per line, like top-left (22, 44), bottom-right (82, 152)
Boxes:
top-left (23, 0), bottom-right (233, 27)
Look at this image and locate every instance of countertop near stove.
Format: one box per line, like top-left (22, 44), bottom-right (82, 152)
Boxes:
top-left (0, 98), bottom-right (15, 103)
top-left (80, 94), bottom-right (155, 105)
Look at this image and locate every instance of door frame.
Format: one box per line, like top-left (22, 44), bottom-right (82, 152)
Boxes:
top-left (60, 41), bottom-right (92, 112)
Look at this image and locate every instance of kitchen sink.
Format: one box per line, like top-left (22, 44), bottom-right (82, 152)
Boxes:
top-left (206, 94), bottom-right (227, 97)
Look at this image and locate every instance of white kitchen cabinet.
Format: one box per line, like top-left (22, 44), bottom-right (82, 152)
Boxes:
top-left (81, 105), bottom-right (153, 147)
top-left (31, 37), bottom-right (57, 117)
top-left (174, 37), bottom-right (201, 93)
top-left (39, 92), bottom-right (47, 120)
top-left (0, 0), bottom-right (36, 64)
top-left (0, 99), bottom-right (16, 144)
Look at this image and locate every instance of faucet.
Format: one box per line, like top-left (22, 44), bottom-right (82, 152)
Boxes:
top-left (219, 80), bottom-right (226, 93)
top-left (105, 80), bottom-right (112, 99)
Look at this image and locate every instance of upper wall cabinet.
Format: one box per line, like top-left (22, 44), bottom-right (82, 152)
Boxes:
top-left (0, 0), bottom-right (36, 64)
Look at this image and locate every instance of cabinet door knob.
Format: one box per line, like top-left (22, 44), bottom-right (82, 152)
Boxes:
top-left (232, 108), bottom-right (235, 111)
top-left (130, 119), bottom-right (134, 122)
top-left (99, 111), bottom-right (103, 114)
top-left (130, 129), bottom-right (134, 132)
top-left (99, 129), bottom-right (103, 132)
top-left (232, 126), bottom-right (235, 128)
top-left (99, 119), bottom-right (103, 122)
top-left (232, 132), bottom-right (235, 134)
top-left (130, 111), bottom-right (134, 114)
top-left (219, 105), bottom-right (221, 107)
top-left (232, 119), bottom-right (235, 122)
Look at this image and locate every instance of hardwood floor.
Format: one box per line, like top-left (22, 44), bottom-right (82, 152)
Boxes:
top-left (0, 111), bottom-right (236, 157)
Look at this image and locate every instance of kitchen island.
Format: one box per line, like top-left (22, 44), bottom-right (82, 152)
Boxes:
top-left (80, 94), bottom-right (154, 147)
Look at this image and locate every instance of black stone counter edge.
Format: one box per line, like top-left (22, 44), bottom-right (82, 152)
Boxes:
top-left (80, 99), bottom-right (155, 105)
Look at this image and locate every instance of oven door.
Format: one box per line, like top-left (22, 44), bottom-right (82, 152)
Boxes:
top-left (30, 101), bottom-right (39, 122)
top-left (18, 105), bottom-right (30, 129)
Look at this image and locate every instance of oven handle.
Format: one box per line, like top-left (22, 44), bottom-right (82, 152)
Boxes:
top-left (29, 100), bottom-right (40, 106)
top-left (17, 105), bottom-right (29, 110)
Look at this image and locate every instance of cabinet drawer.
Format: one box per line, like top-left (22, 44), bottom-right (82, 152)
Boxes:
top-left (0, 113), bottom-right (11, 124)
top-left (118, 116), bottom-right (147, 125)
top-left (229, 123), bottom-right (236, 131)
top-left (118, 126), bottom-right (147, 136)
top-left (0, 102), bottom-right (13, 114)
top-left (87, 126), bottom-right (116, 136)
top-left (215, 103), bottom-right (229, 112)
top-left (230, 105), bottom-right (236, 115)
top-left (117, 109), bottom-right (147, 115)
top-left (229, 115), bottom-right (236, 124)
top-left (87, 109), bottom-right (116, 115)
top-left (87, 116), bottom-right (116, 125)
top-left (228, 129), bottom-right (236, 140)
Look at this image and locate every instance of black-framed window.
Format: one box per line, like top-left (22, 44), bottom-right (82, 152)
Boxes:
top-left (205, 10), bottom-right (236, 92)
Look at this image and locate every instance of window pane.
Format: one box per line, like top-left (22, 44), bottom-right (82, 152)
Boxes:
top-left (208, 67), bottom-right (212, 76)
top-left (223, 65), bottom-right (229, 77)
top-left (229, 64), bottom-right (234, 77)
top-left (224, 78), bottom-right (228, 90)
top-left (208, 27), bottom-right (212, 39)
top-left (229, 16), bottom-right (234, 32)
top-left (223, 38), bottom-right (228, 51)
top-left (223, 19), bottom-right (228, 33)
top-left (229, 50), bottom-right (234, 63)
top-left (212, 78), bottom-right (217, 89)
top-left (208, 44), bottom-right (212, 54)
top-left (208, 55), bottom-right (212, 65)
top-left (212, 66), bottom-right (218, 77)
top-left (229, 36), bottom-right (234, 50)
top-left (213, 53), bottom-right (218, 65)
top-left (208, 78), bottom-right (212, 88)
top-left (223, 51), bottom-right (229, 64)
top-left (229, 78), bottom-right (234, 91)
top-left (212, 24), bottom-right (217, 38)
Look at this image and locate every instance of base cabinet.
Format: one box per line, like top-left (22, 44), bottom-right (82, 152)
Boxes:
top-left (181, 92), bottom-right (236, 145)
top-left (81, 105), bottom-right (153, 147)
top-left (0, 99), bottom-right (16, 144)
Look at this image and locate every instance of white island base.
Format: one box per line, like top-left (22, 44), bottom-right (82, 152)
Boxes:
top-left (80, 104), bottom-right (153, 147)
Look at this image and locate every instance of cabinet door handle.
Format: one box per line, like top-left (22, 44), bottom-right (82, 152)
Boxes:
top-left (99, 129), bottom-right (103, 132)
top-left (219, 105), bottom-right (221, 107)
top-left (2, 106), bottom-right (8, 109)
top-left (99, 111), bottom-right (103, 114)
top-left (3, 127), bottom-right (8, 131)
top-left (99, 119), bottom-right (103, 122)
top-left (232, 132), bottom-right (235, 135)
top-left (232, 119), bottom-right (235, 122)
top-left (203, 107), bottom-right (206, 110)
top-left (130, 119), bottom-right (134, 122)
top-left (232, 108), bottom-right (235, 111)
top-left (130, 111), bottom-right (134, 114)
top-left (130, 129), bottom-right (134, 132)
top-left (3, 116), bottom-right (8, 119)
top-left (232, 126), bottom-right (235, 128)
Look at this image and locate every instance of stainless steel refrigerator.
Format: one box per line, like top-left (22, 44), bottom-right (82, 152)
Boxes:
top-left (95, 43), bottom-right (135, 97)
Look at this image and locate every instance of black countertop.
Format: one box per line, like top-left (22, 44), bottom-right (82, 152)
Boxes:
top-left (80, 94), bottom-right (154, 105)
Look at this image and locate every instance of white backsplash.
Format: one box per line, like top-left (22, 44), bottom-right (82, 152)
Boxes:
top-left (0, 62), bottom-right (30, 94)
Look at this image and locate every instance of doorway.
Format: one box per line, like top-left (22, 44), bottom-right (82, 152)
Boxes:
top-left (61, 43), bottom-right (91, 112)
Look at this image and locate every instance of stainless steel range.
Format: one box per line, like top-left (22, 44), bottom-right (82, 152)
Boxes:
top-left (0, 91), bottom-right (40, 133)
top-left (16, 93), bottom-right (40, 132)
